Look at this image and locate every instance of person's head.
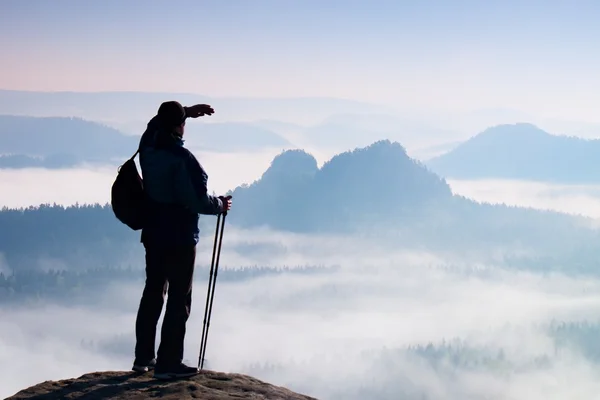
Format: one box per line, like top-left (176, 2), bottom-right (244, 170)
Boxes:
top-left (156, 101), bottom-right (187, 137)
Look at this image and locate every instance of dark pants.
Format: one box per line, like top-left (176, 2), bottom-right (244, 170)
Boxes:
top-left (134, 243), bottom-right (196, 366)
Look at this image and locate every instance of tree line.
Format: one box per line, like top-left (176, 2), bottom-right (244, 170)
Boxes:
top-left (0, 264), bottom-right (336, 304)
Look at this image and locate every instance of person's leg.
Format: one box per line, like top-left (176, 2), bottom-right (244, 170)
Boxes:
top-left (154, 244), bottom-right (197, 379)
top-left (133, 244), bottom-right (168, 372)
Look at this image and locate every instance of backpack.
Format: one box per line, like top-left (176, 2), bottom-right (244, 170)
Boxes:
top-left (111, 149), bottom-right (146, 230)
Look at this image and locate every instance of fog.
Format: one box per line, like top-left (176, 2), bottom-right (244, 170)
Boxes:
top-left (0, 148), bottom-right (300, 209)
top-left (4, 162), bottom-right (600, 221)
top-left (5, 150), bottom-right (600, 398)
top-left (3, 226), bottom-right (600, 399)
top-left (448, 179), bottom-right (600, 220)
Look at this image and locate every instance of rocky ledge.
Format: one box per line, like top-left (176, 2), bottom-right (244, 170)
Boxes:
top-left (6, 369), bottom-right (317, 400)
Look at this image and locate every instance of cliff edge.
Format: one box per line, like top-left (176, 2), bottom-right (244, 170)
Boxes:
top-left (6, 370), bottom-right (317, 400)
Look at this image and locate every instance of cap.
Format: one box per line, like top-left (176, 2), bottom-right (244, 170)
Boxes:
top-left (156, 101), bottom-right (187, 128)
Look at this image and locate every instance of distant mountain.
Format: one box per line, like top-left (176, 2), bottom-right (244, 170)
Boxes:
top-left (0, 90), bottom-right (475, 157)
top-left (1, 140), bottom-right (597, 273)
top-left (183, 122), bottom-right (293, 152)
top-left (0, 89), bottom-right (390, 126)
top-left (249, 119), bottom-right (306, 134)
top-left (408, 140), bottom-right (463, 160)
top-left (0, 116), bottom-right (295, 169)
top-left (0, 115), bottom-right (138, 164)
top-left (299, 113), bottom-right (464, 154)
top-left (426, 123), bottom-right (600, 183)
top-left (0, 153), bottom-right (80, 169)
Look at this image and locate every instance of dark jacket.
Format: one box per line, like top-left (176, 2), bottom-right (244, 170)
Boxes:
top-left (138, 116), bottom-right (223, 246)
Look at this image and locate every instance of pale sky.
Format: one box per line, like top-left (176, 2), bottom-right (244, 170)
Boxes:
top-left (1, 0), bottom-right (600, 122)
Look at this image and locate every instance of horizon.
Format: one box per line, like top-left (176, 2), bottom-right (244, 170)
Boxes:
top-left (0, 88), bottom-right (384, 104)
top-left (3, 1), bottom-right (600, 125)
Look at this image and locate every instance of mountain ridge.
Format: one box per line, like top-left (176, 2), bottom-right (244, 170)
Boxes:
top-left (0, 139), bottom-right (597, 273)
top-left (228, 139), bottom-right (452, 231)
top-left (0, 114), bottom-right (138, 164)
top-left (0, 89), bottom-right (390, 125)
top-left (0, 115), bottom-right (293, 168)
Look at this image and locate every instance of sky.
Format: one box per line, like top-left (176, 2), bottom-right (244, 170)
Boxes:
top-left (2, 0), bottom-right (600, 123)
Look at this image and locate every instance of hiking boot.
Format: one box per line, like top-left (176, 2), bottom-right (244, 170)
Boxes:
top-left (154, 362), bottom-right (199, 379)
top-left (132, 358), bottom-right (157, 372)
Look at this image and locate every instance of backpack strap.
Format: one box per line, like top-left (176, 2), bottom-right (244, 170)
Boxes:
top-left (118, 149), bottom-right (140, 173)
top-left (129, 149), bottom-right (139, 161)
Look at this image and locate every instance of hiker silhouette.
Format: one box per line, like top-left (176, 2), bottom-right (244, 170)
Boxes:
top-left (131, 101), bottom-right (232, 380)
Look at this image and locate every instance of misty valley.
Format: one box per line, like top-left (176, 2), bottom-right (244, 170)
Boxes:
top-left (5, 2), bottom-right (600, 398)
top-left (3, 138), bottom-right (600, 399)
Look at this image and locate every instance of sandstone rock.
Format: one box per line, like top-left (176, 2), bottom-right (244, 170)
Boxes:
top-left (6, 369), bottom-right (318, 400)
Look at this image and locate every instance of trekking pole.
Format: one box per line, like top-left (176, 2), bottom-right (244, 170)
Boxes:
top-left (198, 210), bottom-right (227, 370)
top-left (198, 213), bottom-right (221, 369)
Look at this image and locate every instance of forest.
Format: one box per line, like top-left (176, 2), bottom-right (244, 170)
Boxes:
top-left (0, 264), bottom-right (337, 304)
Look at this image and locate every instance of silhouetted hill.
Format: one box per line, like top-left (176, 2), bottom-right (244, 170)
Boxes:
top-left (6, 370), bottom-right (316, 400)
top-left (426, 123), bottom-right (600, 183)
top-left (229, 140), bottom-right (455, 231)
top-left (0, 115), bottom-right (138, 165)
top-left (302, 113), bottom-right (463, 154)
top-left (228, 149), bottom-right (320, 231)
top-left (225, 140), bottom-right (596, 254)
